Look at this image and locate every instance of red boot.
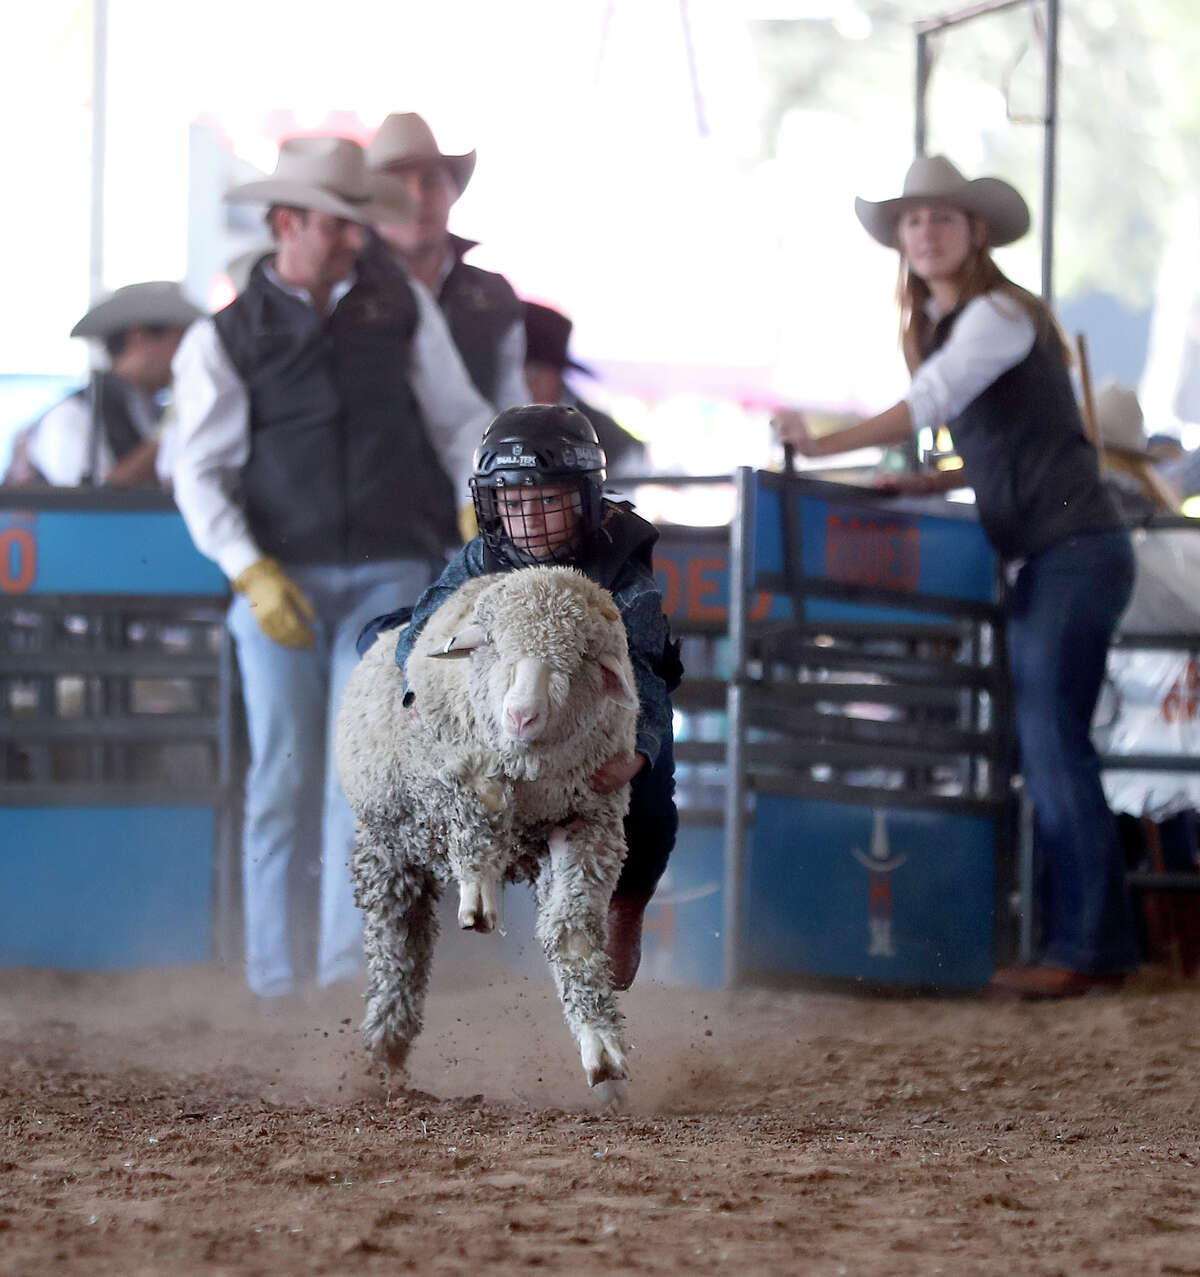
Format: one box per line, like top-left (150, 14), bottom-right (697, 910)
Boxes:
top-left (605, 892), bottom-right (653, 991)
top-left (988, 964), bottom-right (1125, 1000)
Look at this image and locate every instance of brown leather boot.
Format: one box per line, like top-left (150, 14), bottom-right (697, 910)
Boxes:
top-left (988, 965), bottom-right (1126, 1000)
top-left (605, 892), bottom-right (653, 991)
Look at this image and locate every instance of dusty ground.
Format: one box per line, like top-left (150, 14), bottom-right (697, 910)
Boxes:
top-left (1, 961), bottom-right (1198, 1276)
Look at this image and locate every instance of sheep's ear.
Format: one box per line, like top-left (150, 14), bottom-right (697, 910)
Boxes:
top-left (596, 653), bottom-right (637, 707)
top-left (429, 623), bottom-right (489, 660)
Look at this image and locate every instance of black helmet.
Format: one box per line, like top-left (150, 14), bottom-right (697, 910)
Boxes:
top-left (471, 405), bottom-right (607, 567)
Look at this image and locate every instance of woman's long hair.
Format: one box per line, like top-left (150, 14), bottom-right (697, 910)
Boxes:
top-left (897, 216), bottom-right (1070, 373)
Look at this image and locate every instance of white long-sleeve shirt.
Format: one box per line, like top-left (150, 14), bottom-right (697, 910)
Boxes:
top-left (490, 318), bottom-right (531, 412)
top-left (29, 380), bottom-right (160, 486)
top-left (905, 292), bottom-right (1037, 435)
top-left (431, 247), bottom-right (529, 412)
top-left (170, 269), bottom-right (492, 580)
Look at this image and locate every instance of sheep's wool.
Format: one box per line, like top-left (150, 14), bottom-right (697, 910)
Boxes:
top-left (334, 566), bottom-right (639, 1091)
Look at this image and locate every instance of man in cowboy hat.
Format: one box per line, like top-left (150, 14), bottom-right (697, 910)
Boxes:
top-left (170, 135), bottom-right (493, 1003)
top-left (1093, 379), bottom-right (1182, 520)
top-left (523, 300), bottom-right (646, 478)
top-left (10, 282), bottom-right (204, 487)
top-left (365, 112), bottom-right (528, 412)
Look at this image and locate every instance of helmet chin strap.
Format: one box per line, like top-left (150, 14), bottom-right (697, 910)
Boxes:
top-left (497, 531), bottom-right (586, 569)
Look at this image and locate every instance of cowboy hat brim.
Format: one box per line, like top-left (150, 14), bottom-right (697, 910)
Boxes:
top-left (373, 150), bottom-right (477, 198)
top-left (225, 178), bottom-right (377, 223)
top-left (225, 173), bottom-right (415, 225)
top-left (525, 353), bottom-right (595, 377)
top-left (444, 151), bottom-right (476, 197)
top-left (855, 177), bottom-right (1030, 249)
top-left (70, 283), bottom-right (206, 339)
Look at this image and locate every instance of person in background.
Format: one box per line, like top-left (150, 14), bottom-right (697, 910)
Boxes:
top-left (367, 405), bottom-right (681, 990)
top-left (773, 154), bottom-right (1139, 999)
top-left (523, 300), bottom-right (647, 478)
top-left (170, 136), bottom-right (492, 1004)
top-left (8, 282), bottom-right (203, 487)
top-left (1146, 433), bottom-right (1186, 466)
top-left (365, 112), bottom-right (528, 413)
top-left (1092, 379), bottom-right (1181, 521)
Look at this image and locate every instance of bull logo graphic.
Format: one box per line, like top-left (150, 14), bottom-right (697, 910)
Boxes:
top-left (850, 809), bottom-right (907, 957)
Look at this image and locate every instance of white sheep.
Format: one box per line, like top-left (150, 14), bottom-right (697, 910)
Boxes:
top-left (334, 565), bottom-right (640, 1091)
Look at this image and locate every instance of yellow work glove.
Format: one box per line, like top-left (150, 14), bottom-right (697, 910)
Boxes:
top-left (457, 503), bottom-right (478, 543)
top-left (232, 557), bottom-right (316, 649)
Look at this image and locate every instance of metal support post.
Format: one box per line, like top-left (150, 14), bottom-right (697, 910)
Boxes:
top-left (89, 0), bottom-right (108, 304)
top-left (1040, 0), bottom-right (1060, 304)
top-left (915, 31), bottom-right (931, 157)
top-left (721, 467), bottom-right (754, 989)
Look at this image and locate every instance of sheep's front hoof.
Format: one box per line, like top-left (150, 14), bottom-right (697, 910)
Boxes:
top-left (592, 1079), bottom-right (629, 1111)
top-left (579, 1026), bottom-right (629, 1087)
top-left (362, 1020), bottom-right (413, 1073)
top-left (457, 877), bottom-right (500, 933)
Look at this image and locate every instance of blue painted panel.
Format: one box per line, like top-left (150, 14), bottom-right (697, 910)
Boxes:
top-left (746, 795), bottom-right (995, 988)
top-left (0, 807), bottom-right (214, 969)
top-left (752, 478), bottom-right (996, 625)
top-left (650, 477), bottom-right (996, 630)
top-left (0, 510), bottom-right (225, 595)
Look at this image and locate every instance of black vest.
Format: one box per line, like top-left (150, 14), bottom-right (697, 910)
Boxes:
top-left (63, 372), bottom-right (152, 480)
top-left (928, 304), bottom-right (1121, 560)
top-left (212, 261), bottom-right (458, 566)
top-left (439, 236), bottom-right (521, 406)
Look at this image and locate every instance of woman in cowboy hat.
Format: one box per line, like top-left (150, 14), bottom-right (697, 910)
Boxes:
top-left (773, 155), bottom-right (1139, 999)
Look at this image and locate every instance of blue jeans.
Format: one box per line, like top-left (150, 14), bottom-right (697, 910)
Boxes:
top-left (229, 558), bottom-right (436, 997)
top-left (615, 735), bottom-right (678, 900)
top-left (1006, 528), bottom-right (1139, 974)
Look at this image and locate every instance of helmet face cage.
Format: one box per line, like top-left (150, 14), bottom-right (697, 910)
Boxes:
top-left (473, 473), bottom-right (601, 567)
top-left (471, 407), bottom-right (607, 567)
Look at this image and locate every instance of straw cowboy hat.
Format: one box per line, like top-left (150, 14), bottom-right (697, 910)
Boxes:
top-left (225, 136), bottom-right (414, 223)
top-left (366, 112), bottom-right (476, 195)
top-left (1094, 379), bottom-right (1149, 455)
top-left (855, 154), bottom-right (1031, 249)
top-left (70, 281), bottom-right (205, 339)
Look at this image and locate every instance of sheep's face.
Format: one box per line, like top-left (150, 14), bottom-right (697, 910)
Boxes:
top-left (435, 568), bottom-right (636, 752)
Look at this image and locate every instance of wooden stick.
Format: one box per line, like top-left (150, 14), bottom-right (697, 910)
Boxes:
top-left (1076, 331), bottom-right (1101, 453)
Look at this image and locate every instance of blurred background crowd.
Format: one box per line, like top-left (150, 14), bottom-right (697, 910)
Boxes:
top-left (7, 0), bottom-right (1200, 515)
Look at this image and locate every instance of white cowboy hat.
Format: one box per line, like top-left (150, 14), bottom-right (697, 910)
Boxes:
top-left (366, 112), bottom-right (476, 196)
top-left (855, 154), bottom-right (1031, 249)
top-left (1094, 379), bottom-right (1148, 454)
top-left (70, 281), bottom-right (205, 339)
top-left (225, 136), bottom-right (414, 223)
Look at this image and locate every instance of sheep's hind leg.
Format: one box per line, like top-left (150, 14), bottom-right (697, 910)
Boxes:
top-left (353, 829), bottom-right (439, 1071)
top-left (535, 825), bottom-right (629, 1088)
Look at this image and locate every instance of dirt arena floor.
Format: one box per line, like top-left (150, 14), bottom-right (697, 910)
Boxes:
top-left (1, 960), bottom-right (1198, 1276)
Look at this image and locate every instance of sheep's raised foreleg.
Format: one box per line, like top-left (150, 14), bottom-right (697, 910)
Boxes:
top-left (534, 823), bottom-right (629, 1087)
top-left (456, 870), bottom-right (503, 932)
top-left (352, 826), bottom-right (439, 1070)
top-left (445, 817), bottom-right (510, 935)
